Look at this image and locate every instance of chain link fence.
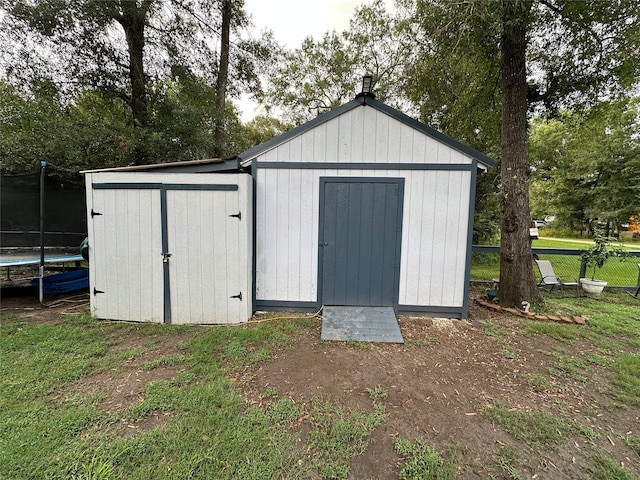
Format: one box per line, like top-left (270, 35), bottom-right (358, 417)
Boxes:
top-left (471, 246), bottom-right (640, 291)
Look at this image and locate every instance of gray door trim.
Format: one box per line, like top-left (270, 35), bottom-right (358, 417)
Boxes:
top-left (317, 177), bottom-right (404, 311)
top-left (160, 188), bottom-right (171, 324)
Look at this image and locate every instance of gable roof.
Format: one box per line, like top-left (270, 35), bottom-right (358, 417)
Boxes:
top-left (238, 95), bottom-right (496, 169)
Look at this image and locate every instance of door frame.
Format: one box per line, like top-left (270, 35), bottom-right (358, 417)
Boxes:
top-left (317, 176), bottom-right (404, 311)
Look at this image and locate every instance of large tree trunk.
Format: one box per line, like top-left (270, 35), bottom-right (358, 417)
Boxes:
top-left (498, 2), bottom-right (541, 307)
top-left (214, 0), bottom-right (232, 158)
top-left (117, 1), bottom-right (151, 164)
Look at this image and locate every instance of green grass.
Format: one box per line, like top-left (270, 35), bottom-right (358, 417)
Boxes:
top-left (308, 397), bottom-right (386, 479)
top-left (0, 312), bottom-right (390, 480)
top-left (495, 445), bottom-right (523, 480)
top-left (527, 373), bottom-right (553, 393)
top-left (394, 438), bottom-right (460, 480)
top-left (626, 435), bottom-right (640, 456)
top-left (470, 238), bottom-right (639, 285)
top-left (610, 353), bottom-right (640, 407)
top-left (2, 294), bottom-right (639, 479)
top-left (588, 453), bottom-right (638, 480)
top-left (484, 400), bottom-right (597, 450)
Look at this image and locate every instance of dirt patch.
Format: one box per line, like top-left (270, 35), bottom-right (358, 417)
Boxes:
top-left (237, 302), bottom-right (640, 479)
top-left (3, 289), bottom-right (639, 478)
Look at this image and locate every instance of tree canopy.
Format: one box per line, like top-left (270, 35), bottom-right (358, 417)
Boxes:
top-left (530, 98), bottom-right (640, 233)
top-left (404, 0), bottom-right (639, 306)
top-left (1, 0), bottom-right (639, 306)
top-left (258, 0), bottom-right (413, 124)
top-left (0, 0), bottom-right (278, 164)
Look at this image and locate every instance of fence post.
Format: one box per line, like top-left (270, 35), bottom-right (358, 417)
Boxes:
top-left (579, 257), bottom-right (587, 280)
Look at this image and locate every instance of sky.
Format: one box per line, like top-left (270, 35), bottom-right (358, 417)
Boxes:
top-left (238, 0), bottom-right (392, 121)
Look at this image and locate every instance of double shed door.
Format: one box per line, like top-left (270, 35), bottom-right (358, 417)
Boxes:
top-left (89, 181), bottom-right (248, 324)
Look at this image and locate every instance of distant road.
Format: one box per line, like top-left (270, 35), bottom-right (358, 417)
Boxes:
top-left (537, 237), bottom-right (594, 245)
top-left (538, 237), bottom-right (640, 250)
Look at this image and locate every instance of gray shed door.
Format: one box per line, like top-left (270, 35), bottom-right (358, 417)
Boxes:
top-left (320, 178), bottom-right (403, 308)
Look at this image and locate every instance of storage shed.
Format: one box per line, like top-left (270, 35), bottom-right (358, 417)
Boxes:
top-left (83, 160), bottom-right (252, 324)
top-left (83, 93), bottom-right (494, 324)
top-left (239, 93), bottom-right (494, 319)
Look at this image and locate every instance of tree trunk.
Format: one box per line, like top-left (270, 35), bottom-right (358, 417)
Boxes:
top-left (214, 0), bottom-right (232, 158)
top-left (117, 1), bottom-right (150, 164)
top-left (498, 2), bottom-right (541, 307)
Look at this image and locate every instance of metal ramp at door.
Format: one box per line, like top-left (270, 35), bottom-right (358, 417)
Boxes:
top-left (321, 306), bottom-right (404, 344)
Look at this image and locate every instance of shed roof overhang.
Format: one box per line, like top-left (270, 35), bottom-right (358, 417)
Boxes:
top-left (81, 157), bottom-right (243, 174)
top-left (238, 96), bottom-right (496, 170)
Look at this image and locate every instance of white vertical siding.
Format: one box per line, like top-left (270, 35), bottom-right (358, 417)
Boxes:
top-left (267, 107), bottom-right (473, 165)
top-left (251, 103), bottom-right (479, 310)
top-left (255, 167), bottom-right (472, 308)
top-left (166, 185), bottom-right (248, 324)
top-left (86, 172), bottom-right (252, 324)
top-left (86, 175), bottom-right (164, 322)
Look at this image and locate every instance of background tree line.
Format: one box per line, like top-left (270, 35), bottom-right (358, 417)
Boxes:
top-left (1, 0), bottom-right (638, 305)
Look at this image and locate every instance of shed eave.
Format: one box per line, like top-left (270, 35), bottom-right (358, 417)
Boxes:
top-left (80, 157), bottom-right (240, 174)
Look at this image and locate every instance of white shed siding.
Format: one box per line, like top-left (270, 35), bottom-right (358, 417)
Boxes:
top-left (265, 108), bottom-right (474, 165)
top-left (86, 175), bottom-right (164, 322)
top-left (255, 167), bottom-right (472, 307)
top-left (86, 172), bottom-right (252, 324)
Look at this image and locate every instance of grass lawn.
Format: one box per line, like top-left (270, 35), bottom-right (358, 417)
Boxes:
top-left (472, 237), bottom-right (640, 286)
top-left (1, 291), bottom-right (639, 479)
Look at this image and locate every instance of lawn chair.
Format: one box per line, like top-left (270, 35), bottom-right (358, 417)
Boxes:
top-left (535, 259), bottom-right (579, 293)
top-left (629, 263), bottom-right (640, 299)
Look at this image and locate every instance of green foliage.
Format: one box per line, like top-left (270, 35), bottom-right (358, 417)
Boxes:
top-left (496, 445), bottom-right (523, 480)
top-left (308, 398), bottom-right (385, 479)
top-left (259, 0), bottom-right (411, 124)
top-left (394, 438), bottom-right (458, 480)
top-left (626, 435), bottom-right (640, 456)
top-left (484, 400), bottom-right (596, 450)
top-left (529, 99), bottom-right (640, 232)
top-left (580, 229), bottom-right (629, 280)
top-left (588, 453), bottom-right (638, 480)
top-left (266, 398), bottom-right (299, 425)
top-left (142, 354), bottom-right (186, 371)
top-left (72, 455), bottom-right (115, 480)
top-left (0, 1), bottom-right (279, 168)
top-left (365, 385), bottom-right (388, 401)
top-left (528, 373), bottom-right (552, 393)
top-left (611, 353), bottom-right (640, 407)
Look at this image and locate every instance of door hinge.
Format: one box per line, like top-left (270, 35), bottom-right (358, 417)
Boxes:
top-left (93, 288), bottom-right (104, 295)
top-left (229, 211), bottom-right (241, 220)
top-left (91, 209), bottom-right (103, 217)
top-left (230, 292), bottom-right (242, 301)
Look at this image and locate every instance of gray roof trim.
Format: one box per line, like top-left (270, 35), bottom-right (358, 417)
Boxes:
top-left (365, 97), bottom-right (496, 168)
top-left (256, 161), bottom-right (474, 171)
top-left (238, 96), bottom-right (496, 168)
top-left (81, 157), bottom-right (241, 174)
